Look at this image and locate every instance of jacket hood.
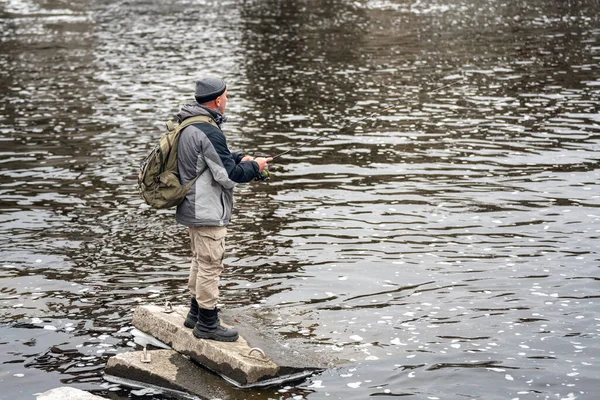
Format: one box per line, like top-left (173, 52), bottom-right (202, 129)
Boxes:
top-left (176, 102), bottom-right (226, 125)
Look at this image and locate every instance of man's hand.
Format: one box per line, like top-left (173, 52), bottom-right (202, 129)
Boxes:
top-left (241, 156), bottom-right (254, 162)
top-left (254, 157), bottom-right (272, 172)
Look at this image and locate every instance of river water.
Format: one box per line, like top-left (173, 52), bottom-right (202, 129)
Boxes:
top-left (1, 0), bottom-right (599, 399)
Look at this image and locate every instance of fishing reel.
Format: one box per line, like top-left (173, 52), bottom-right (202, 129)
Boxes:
top-left (255, 170), bottom-right (270, 182)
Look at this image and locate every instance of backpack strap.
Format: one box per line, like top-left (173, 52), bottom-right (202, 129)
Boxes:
top-left (177, 115), bottom-right (218, 131)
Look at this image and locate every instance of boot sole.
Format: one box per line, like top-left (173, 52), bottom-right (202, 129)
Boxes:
top-left (184, 319), bottom-right (196, 329)
top-left (193, 330), bottom-right (239, 342)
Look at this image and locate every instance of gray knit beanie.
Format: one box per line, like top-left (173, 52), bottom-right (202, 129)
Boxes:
top-left (194, 77), bottom-right (226, 104)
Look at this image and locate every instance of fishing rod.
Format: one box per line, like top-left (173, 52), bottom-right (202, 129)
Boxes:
top-left (268, 78), bottom-right (464, 160)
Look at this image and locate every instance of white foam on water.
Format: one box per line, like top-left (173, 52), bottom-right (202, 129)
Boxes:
top-left (307, 380), bottom-right (324, 388)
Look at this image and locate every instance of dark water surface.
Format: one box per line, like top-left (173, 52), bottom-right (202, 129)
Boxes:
top-left (1, 0), bottom-right (599, 399)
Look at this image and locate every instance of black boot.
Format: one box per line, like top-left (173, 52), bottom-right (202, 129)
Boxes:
top-left (193, 307), bottom-right (239, 342)
top-left (184, 298), bottom-right (199, 329)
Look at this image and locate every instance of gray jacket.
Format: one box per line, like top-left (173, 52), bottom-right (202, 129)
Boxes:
top-left (175, 104), bottom-right (260, 226)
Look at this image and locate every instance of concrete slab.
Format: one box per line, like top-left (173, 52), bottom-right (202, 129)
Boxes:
top-left (132, 305), bottom-right (280, 385)
top-left (36, 387), bottom-right (105, 400)
top-left (222, 307), bottom-right (335, 372)
top-left (105, 349), bottom-right (239, 399)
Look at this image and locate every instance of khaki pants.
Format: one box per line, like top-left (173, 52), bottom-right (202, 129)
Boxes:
top-left (187, 226), bottom-right (227, 309)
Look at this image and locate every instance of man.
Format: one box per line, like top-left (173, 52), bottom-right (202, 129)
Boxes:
top-left (175, 77), bottom-right (271, 342)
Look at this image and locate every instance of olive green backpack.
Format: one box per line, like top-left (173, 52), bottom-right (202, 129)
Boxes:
top-left (138, 116), bottom-right (217, 209)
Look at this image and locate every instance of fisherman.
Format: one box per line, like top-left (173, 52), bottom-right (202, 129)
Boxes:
top-left (176, 77), bottom-right (271, 342)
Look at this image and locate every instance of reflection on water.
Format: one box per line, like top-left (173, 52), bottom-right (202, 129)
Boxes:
top-left (1, 0), bottom-right (598, 399)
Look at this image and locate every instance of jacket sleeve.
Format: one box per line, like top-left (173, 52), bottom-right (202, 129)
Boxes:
top-left (206, 127), bottom-right (259, 184)
top-left (232, 152), bottom-right (244, 164)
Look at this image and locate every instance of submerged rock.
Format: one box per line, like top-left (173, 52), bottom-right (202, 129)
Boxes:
top-left (36, 387), bottom-right (105, 400)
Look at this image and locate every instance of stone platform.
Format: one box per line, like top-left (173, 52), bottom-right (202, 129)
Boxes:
top-left (122, 305), bottom-right (328, 387)
top-left (105, 349), bottom-right (239, 399)
top-left (131, 305), bottom-right (279, 385)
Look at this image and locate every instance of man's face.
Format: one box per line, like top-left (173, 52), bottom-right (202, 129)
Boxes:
top-left (216, 90), bottom-right (228, 114)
